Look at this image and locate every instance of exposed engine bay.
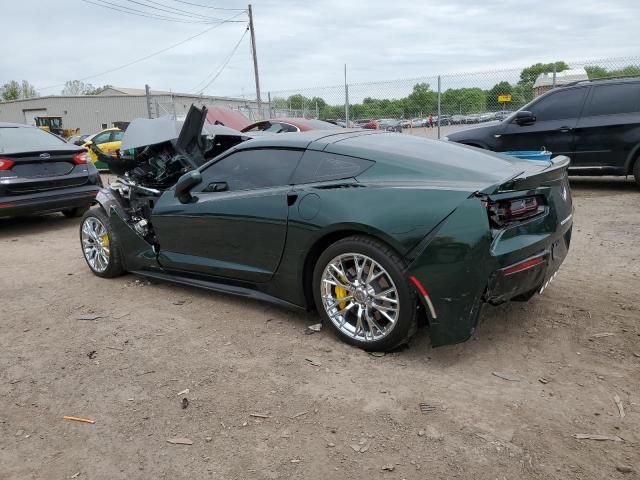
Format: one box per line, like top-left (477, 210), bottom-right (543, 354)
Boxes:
top-left (92, 106), bottom-right (250, 246)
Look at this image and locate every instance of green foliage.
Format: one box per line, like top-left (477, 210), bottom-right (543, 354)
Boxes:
top-left (518, 61), bottom-right (569, 87)
top-left (585, 64), bottom-right (640, 79)
top-left (1, 80), bottom-right (38, 101)
top-left (441, 88), bottom-right (486, 115)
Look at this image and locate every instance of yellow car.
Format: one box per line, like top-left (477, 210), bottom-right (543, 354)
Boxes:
top-left (83, 127), bottom-right (124, 170)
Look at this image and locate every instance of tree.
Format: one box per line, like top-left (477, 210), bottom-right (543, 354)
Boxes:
top-left (86, 84), bottom-right (112, 95)
top-left (1, 80), bottom-right (21, 101)
top-left (405, 83), bottom-right (437, 116)
top-left (585, 64), bottom-right (640, 79)
top-left (486, 81), bottom-right (513, 111)
top-left (518, 61), bottom-right (569, 87)
top-left (1, 80), bottom-right (38, 100)
top-left (441, 88), bottom-right (486, 114)
top-left (62, 80), bottom-right (96, 95)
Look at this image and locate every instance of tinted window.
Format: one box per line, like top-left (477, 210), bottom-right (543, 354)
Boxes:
top-left (0, 127), bottom-right (67, 154)
top-left (199, 149), bottom-right (303, 191)
top-left (243, 121), bottom-right (298, 133)
top-left (292, 150), bottom-right (374, 184)
top-left (584, 82), bottom-right (640, 116)
top-left (93, 131), bottom-right (111, 144)
top-left (528, 87), bottom-right (588, 121)
top-left (111, 130), bottom-right (124, 141)
top-left (305, 120), bottom-right (340, 129)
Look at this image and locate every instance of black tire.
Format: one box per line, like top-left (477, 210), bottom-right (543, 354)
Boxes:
top-left (79, 208), bottom-right (125, 278)
top-left (633, 158), bottom-right (640, 188)
top-left (63, 206), bottom-right (89, 218)
top-left (312, 235), bottom-right (417, 351)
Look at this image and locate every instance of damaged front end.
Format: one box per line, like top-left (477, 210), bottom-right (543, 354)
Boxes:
top-left (92, 105), bottom-right (250, 269)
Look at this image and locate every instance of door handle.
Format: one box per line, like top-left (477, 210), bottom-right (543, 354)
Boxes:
top-left (558, 126), bottom-right (573, 133)
top-left (203, 181), bottom-right (228, 192)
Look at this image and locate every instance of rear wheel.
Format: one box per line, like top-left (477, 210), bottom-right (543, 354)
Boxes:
top-left (313, 235), bottom-right (417, 351)
top-left (80, 208), bottom-right (125, 278)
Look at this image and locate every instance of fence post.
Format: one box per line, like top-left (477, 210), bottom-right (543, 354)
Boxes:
top-left (552, 63), bottom-right (557, 89)
top-left (145, 84), bottom-right (153, 119)
top-left (437, 75), bottom-right (441, 139)
top-left (267, 91), bottom-right (272, 119)
top-left (344, 63), bottom-right (350, 125)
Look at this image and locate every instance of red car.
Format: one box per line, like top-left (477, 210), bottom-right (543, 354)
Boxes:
top-left (241, 118), bottom-right (339, 133)
top-left (361, 119), bottom-right (379, 130)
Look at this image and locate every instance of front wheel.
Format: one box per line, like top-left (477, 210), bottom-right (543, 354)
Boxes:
top-left (80, 208), bottom-right (125, 278)
top-left (633, 159), bottom-right (640, 189)
top-left (313, 235), bottom-right (417, 351)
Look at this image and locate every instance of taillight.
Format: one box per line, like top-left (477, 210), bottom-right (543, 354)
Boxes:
top-left (486, 195), bottom-right (545, 227)
top-left (72, 152), bottom-right (90, 165)
top-left (0, 158), bottom-right (14, 170)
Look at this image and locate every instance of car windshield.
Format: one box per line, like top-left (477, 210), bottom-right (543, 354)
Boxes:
top-left (0, 126), bottom-right (67, 154)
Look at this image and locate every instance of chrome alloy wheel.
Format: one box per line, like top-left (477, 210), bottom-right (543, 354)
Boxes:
top-left (320, 253), bottom-right (400, 342)
top-left (81, 217), bottom-right (110, 273)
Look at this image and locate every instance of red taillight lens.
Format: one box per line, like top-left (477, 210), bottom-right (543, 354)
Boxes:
top-left (486, 195), bottom-right (545, 227)
top-left (72, 152), bottom-right (90, 165)
top-left (0, 158), bottom-right (15, 170)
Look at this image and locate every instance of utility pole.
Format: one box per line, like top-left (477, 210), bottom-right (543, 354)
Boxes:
top-left (247, 4), bottom-right (262, 119)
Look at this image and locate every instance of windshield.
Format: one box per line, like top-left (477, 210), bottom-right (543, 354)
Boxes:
top-left (0, 127), bottom-right (68, 154)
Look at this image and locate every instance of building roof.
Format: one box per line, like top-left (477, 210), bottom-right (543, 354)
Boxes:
top-left (533, 68), bottom-right (589, 88)
top-left (98, 86), bottom-right (172, 96)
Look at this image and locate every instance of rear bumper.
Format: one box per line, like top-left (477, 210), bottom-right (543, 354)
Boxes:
top-left (0, 185), bottom-right (99, 217)
top-left (407, 196), bottom-right (573, 347)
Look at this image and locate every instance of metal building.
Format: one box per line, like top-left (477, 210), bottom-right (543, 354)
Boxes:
top-left (0, 86), bottom-right (260, 134)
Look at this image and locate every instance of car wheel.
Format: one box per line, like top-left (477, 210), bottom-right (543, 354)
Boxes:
top-left (80, 208), bottom-right (125, 278)
top-left (633, 158), bottom-right (640, 188)
top-left (313, 235), bottom-right (417, 351)
top-left (63, 206), bottom-right (89, 218)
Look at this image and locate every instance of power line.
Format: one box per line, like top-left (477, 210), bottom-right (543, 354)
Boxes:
top-left (169, 0), bottom-right (246, 11)
top-left (81, 0), bottom-right (219, 23)
top-left (37, 14), bottom-right (247, 91)
top-left (122, 0), bottom-right (229, 21)
top-left (191, 26), bottom-right (249, 94)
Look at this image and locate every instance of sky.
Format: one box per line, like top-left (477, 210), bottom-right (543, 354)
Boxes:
top-left (2, 0), bottom-right (639, 101)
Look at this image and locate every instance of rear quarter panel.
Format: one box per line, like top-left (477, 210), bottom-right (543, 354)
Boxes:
top-left (269, 183), bottom-right (473, 307)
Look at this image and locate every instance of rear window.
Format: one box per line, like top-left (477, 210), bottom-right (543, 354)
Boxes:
top-left (584, 82), bottom-right (640, 116)
top-left (292, 150), bottom-right (374, 184)
top-left (305, 120), bottom-right (340, 130)
top-left (0, 127), bottom-right (67, 154)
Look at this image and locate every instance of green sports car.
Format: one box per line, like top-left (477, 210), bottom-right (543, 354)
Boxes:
top-left (80, 107), bottom-right (573, 351)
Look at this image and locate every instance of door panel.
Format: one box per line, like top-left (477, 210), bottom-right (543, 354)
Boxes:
top-left (497, 87), bottom-right (589, 157)
top-left (571, 82), bottom-right (640, 170)
top-left (152, 186), bottom-right (291, 283)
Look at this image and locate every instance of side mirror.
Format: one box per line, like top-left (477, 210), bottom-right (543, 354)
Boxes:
top-left (73, 139), bottom-right (84, 146)
top-left (175, 170), bottom-right (202, 203)
top-left (515, 111), bottom-right (536, 126)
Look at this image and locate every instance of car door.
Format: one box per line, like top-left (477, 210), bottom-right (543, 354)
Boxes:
top-left (497, 86), bottom-right (589, 156)
top-left (100, 129), bottom-right (124, 154)
top-left (151, 148), bottom-right (304, 283)
top-left (571, 81), bottom-right (640, 171)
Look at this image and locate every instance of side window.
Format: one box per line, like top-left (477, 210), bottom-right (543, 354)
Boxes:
top-left (92, 132), bottom-right (111, 144)
top-left (111, 130), bottom-right (124, 142)
top-left (198, 149), bottom-right (303, 191)
top-left (528, 87), bottom-right (588, 122)
top-left (584, 83), bottom-right (640, 116)
top-left (292, 150), bottom-right (374, 184)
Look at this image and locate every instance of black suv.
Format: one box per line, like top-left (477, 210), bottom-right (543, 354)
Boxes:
top-left (445, 78), bottom-right (640, 186)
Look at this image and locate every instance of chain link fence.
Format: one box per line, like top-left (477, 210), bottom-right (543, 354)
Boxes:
top-left (239, 56), bottom-right (640, 138)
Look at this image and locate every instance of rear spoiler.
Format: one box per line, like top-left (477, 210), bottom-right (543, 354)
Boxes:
top-left (492, 155), bottom-right (570, 193)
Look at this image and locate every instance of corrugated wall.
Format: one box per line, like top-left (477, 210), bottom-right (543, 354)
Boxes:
top-left (0, 95), bottom-right (258, 134)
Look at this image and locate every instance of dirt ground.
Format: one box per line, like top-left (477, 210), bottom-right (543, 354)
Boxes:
top-left (1, 176), bottom-right (638, 480)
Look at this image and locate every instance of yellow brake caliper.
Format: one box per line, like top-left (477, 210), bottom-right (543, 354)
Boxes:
top-left (334, 275), bottom-right (349, 309)
top-left (101, 233), bottom-right (109, 250)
